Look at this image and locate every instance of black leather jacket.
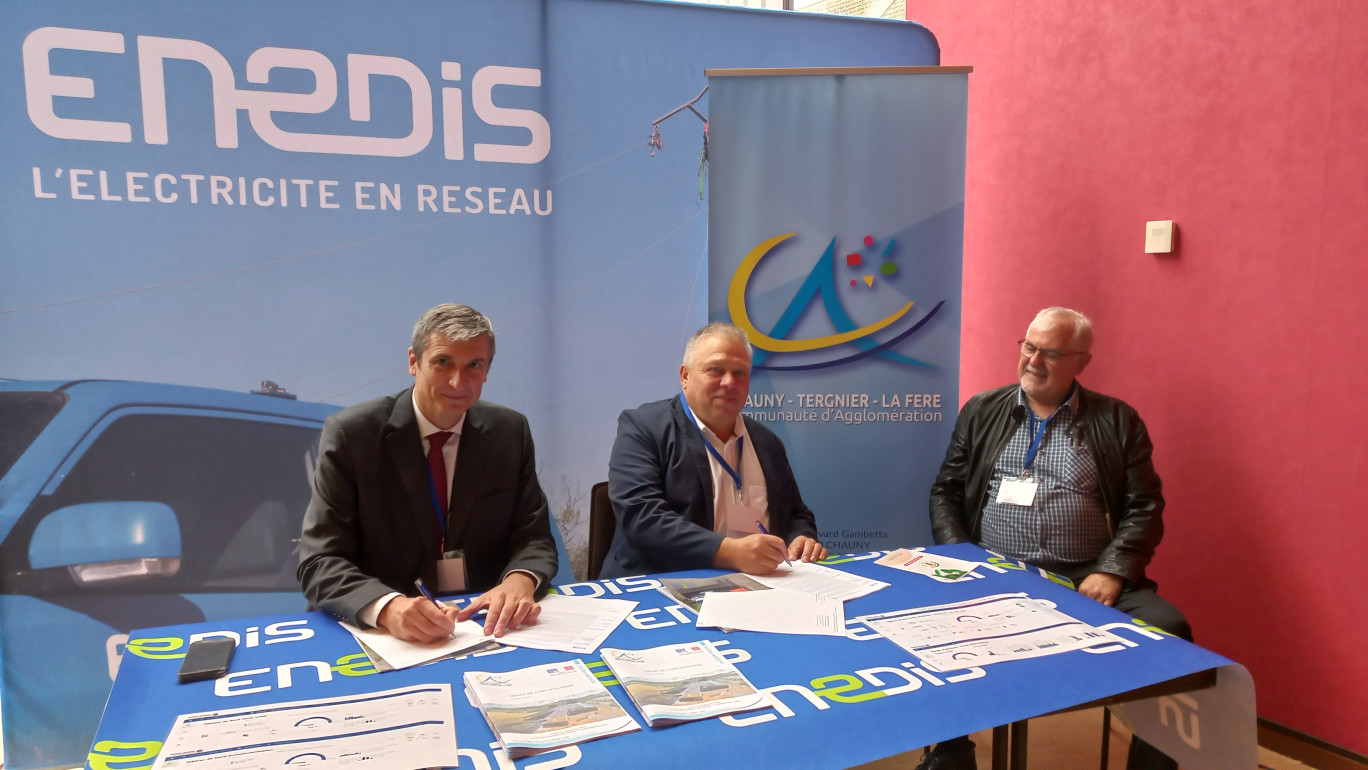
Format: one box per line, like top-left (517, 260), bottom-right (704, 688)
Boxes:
top-left (928, 383), bottom-right (1164, 583)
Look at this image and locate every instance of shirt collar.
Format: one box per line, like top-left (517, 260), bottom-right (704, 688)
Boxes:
top-left (683, 398), bottom-right (748, 445)
top-left (1014, 381), bottom-right (1080, 416)
top-left (412, 390), bottom-right (466, 439)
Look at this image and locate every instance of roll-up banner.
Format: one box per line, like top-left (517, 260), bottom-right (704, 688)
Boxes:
top-left (707, 67), bottom-right (969, 552)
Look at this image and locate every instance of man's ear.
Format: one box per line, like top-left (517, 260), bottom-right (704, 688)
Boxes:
top-left (679, 363), bottom-right (689, 390)
top-left (1077, 353), bottom-right (1093, 374)
top-left (408, 347), bottom-right (420, 376)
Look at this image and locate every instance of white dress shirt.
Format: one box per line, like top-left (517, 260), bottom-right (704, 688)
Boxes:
top-left (689, 412), bottom-right (770, 538)
top-left (359, 394), bottom-right (466, 628)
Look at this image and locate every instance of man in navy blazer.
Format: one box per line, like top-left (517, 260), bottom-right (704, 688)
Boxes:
top-left (602, 322), bottom-right (827, 578)
top-left (298, 304), bottom-right (557, 643)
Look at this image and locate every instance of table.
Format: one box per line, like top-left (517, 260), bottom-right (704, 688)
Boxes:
top-left (85, 545), bottom-right (1254, 769)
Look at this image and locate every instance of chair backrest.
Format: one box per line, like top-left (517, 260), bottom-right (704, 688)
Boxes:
top-left (587, 481), bottom-right (615, 581)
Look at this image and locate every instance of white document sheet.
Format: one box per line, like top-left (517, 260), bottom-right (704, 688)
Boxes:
top-left (859, 592), bottom-right (1122, 671)
top-left (152, 683), bottom-right (458, 769)
top-left (750, 560), bottom-right (889, 601)
top-left (696, 587), bottom-right (845, 636)
top-left (874, 548), bottom-right (982, 582)
top-left (495, 594), bottom-right (638, 654)
top-left (339, 616), bottom-right (493, 670)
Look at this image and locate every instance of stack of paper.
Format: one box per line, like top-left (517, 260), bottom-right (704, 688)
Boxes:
top-left (464, 659), bottom-right (640, 758)
top-left (600, 640), bottom-right (770, 726)
top-left (696, 587), bottom-right (846, 636)
top-left (750, 560), bottom-right (889, 601)
top-left (494, 594), bottom-right (638, 654)
top-left (340, 618), bottom-right (498, 671)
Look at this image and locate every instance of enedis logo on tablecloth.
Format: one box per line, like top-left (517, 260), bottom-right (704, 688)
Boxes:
top-left (124, 620), bottom-right (314, 661)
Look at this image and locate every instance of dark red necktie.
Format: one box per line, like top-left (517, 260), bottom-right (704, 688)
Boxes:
top-left (426, 431), bottom-right (453, 535)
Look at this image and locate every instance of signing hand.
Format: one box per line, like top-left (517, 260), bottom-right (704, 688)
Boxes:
top-left (714, 533), bottom-right (789, 574)
top-left (1077, 572), bottom-right (1123, 607)
top-left (788, 535), bottom-right (828, 563)
top-left (456, 572), bottom-right (541, 637)
top-left (377, 595), bottom-right (459, 643)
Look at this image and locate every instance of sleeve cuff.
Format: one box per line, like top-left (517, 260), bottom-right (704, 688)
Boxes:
top-left (504, 568), bottom-right (543, 592)
top-left (359, 591), bottom-right (402, 629)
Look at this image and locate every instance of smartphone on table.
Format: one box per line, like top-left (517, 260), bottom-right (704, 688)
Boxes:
top-left (177, 637), bottom-right (236, 683)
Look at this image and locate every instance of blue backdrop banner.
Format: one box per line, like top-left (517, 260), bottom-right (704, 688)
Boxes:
top-left (707, 68), bottom-right (968, 552)
top-left (0, 4), bottom-right (940, 767)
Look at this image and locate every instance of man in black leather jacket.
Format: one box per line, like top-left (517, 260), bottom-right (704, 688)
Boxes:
top-left (916, 307), bottom-right (1189, 770)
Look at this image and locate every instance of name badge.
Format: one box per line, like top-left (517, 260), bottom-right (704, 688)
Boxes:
top-left (996, 477), bottom-right (1038, 507)
top-left (435, 552), bottom-right (467, 593)
top-left (724, 487), bottom-right (768, 538)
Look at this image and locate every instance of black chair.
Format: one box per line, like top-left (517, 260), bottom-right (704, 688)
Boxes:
top-left (586, 481), bottom-right (615, 581)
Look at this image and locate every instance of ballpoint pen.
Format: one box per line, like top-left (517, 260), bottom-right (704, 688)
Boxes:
top-left (414, 577), bottom-right (444, 610)
top-left (414, 578), bottom-right (461, 639)
top-left (755, 521), bottom-right (793, 567)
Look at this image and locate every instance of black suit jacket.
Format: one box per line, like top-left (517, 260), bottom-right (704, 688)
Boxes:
top-left (297, 390), bottom-right (557, 625)
top-left (602, 396), bottom-right (819, 578)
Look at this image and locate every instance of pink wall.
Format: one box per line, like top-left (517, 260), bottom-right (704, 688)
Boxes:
top-left (907, 0), bottom-right (1368, 754)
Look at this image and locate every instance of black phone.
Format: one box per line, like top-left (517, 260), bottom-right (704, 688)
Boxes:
top-left (177, 637), bottom-right (236, 683)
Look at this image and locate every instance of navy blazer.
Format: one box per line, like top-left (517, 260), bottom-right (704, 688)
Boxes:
top-left (297, 390), bottom-right (557, 625)
top-left (602, 396), bottom-right (819, 578)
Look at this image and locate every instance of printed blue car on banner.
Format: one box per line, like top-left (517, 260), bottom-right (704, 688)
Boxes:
top-left (0, 379), bottom-right (579, 769)
top-left (0, 379), bottom-right (338, 769)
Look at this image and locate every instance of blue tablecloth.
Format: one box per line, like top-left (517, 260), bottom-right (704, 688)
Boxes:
top-left (85, 545), bottom-right (1249, 769)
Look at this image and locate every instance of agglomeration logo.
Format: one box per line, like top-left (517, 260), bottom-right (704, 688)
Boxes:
top-left (727, 232), bottom-right (945, 371)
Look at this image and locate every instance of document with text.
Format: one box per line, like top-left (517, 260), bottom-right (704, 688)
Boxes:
top-left (494, 594), bottom-right (637, 654)
top-left (860, 592), bottom-right (1122, 671)
top-left (152, 684), bottom-right (458, 769)
top-left (750, 560), bottom-right (889, 601)
top-left (696, 587), bottom-right (846, 636)
top-left (340, 617), bottom-right (495, 671)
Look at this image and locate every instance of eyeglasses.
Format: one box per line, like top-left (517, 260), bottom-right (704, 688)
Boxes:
top-left (1018, 340), bottom-right (1087, 364)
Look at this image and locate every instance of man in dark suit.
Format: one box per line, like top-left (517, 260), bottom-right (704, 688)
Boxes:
top-left (298, 304), bottom-right (557, 643)
top-left (602, 322), bottom-right (827, 578)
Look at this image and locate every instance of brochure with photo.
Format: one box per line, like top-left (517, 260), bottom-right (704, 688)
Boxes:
top-left (600, 640), bottom-right (770, 727)
top-left (657, 573), bottom-right (770, 615)
top-left (463, 659), bottom-right (640, 758)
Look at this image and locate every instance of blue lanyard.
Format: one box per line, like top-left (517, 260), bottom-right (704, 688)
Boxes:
top-left (427, 473), bottom-right (447, 542)
top-left (1022, 385), bottom-right (1075, 474)
top-left (679, 393), bottom-right (743, 491)
top-left (1022, 411), bottom-right (1053, 474)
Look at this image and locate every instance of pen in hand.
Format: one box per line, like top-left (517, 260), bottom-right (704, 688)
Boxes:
top-left (755, 521), bottom-right (793, 567)
top-left (414, 578), bottom-right (457, 638)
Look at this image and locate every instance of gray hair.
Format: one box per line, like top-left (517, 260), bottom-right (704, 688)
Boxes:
top-left (1033, 307), bottom-right (1094, 351)
top-left (683, 322), bottom-right (752, 367)
top-left (411, 304), bottom-right (496, 361)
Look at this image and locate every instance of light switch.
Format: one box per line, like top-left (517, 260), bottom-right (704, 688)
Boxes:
top-left (1145, 220), bottom-right (1174, 254)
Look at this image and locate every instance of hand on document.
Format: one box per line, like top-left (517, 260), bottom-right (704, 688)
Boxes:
top-left (378, 595), bottom-right (462, 643)
top-left (714, 533), bottom-right (790, 574)
top-left (787, 535), bottom-right (828, 563)
top-left (457, 571), bottom-right (542, 637)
